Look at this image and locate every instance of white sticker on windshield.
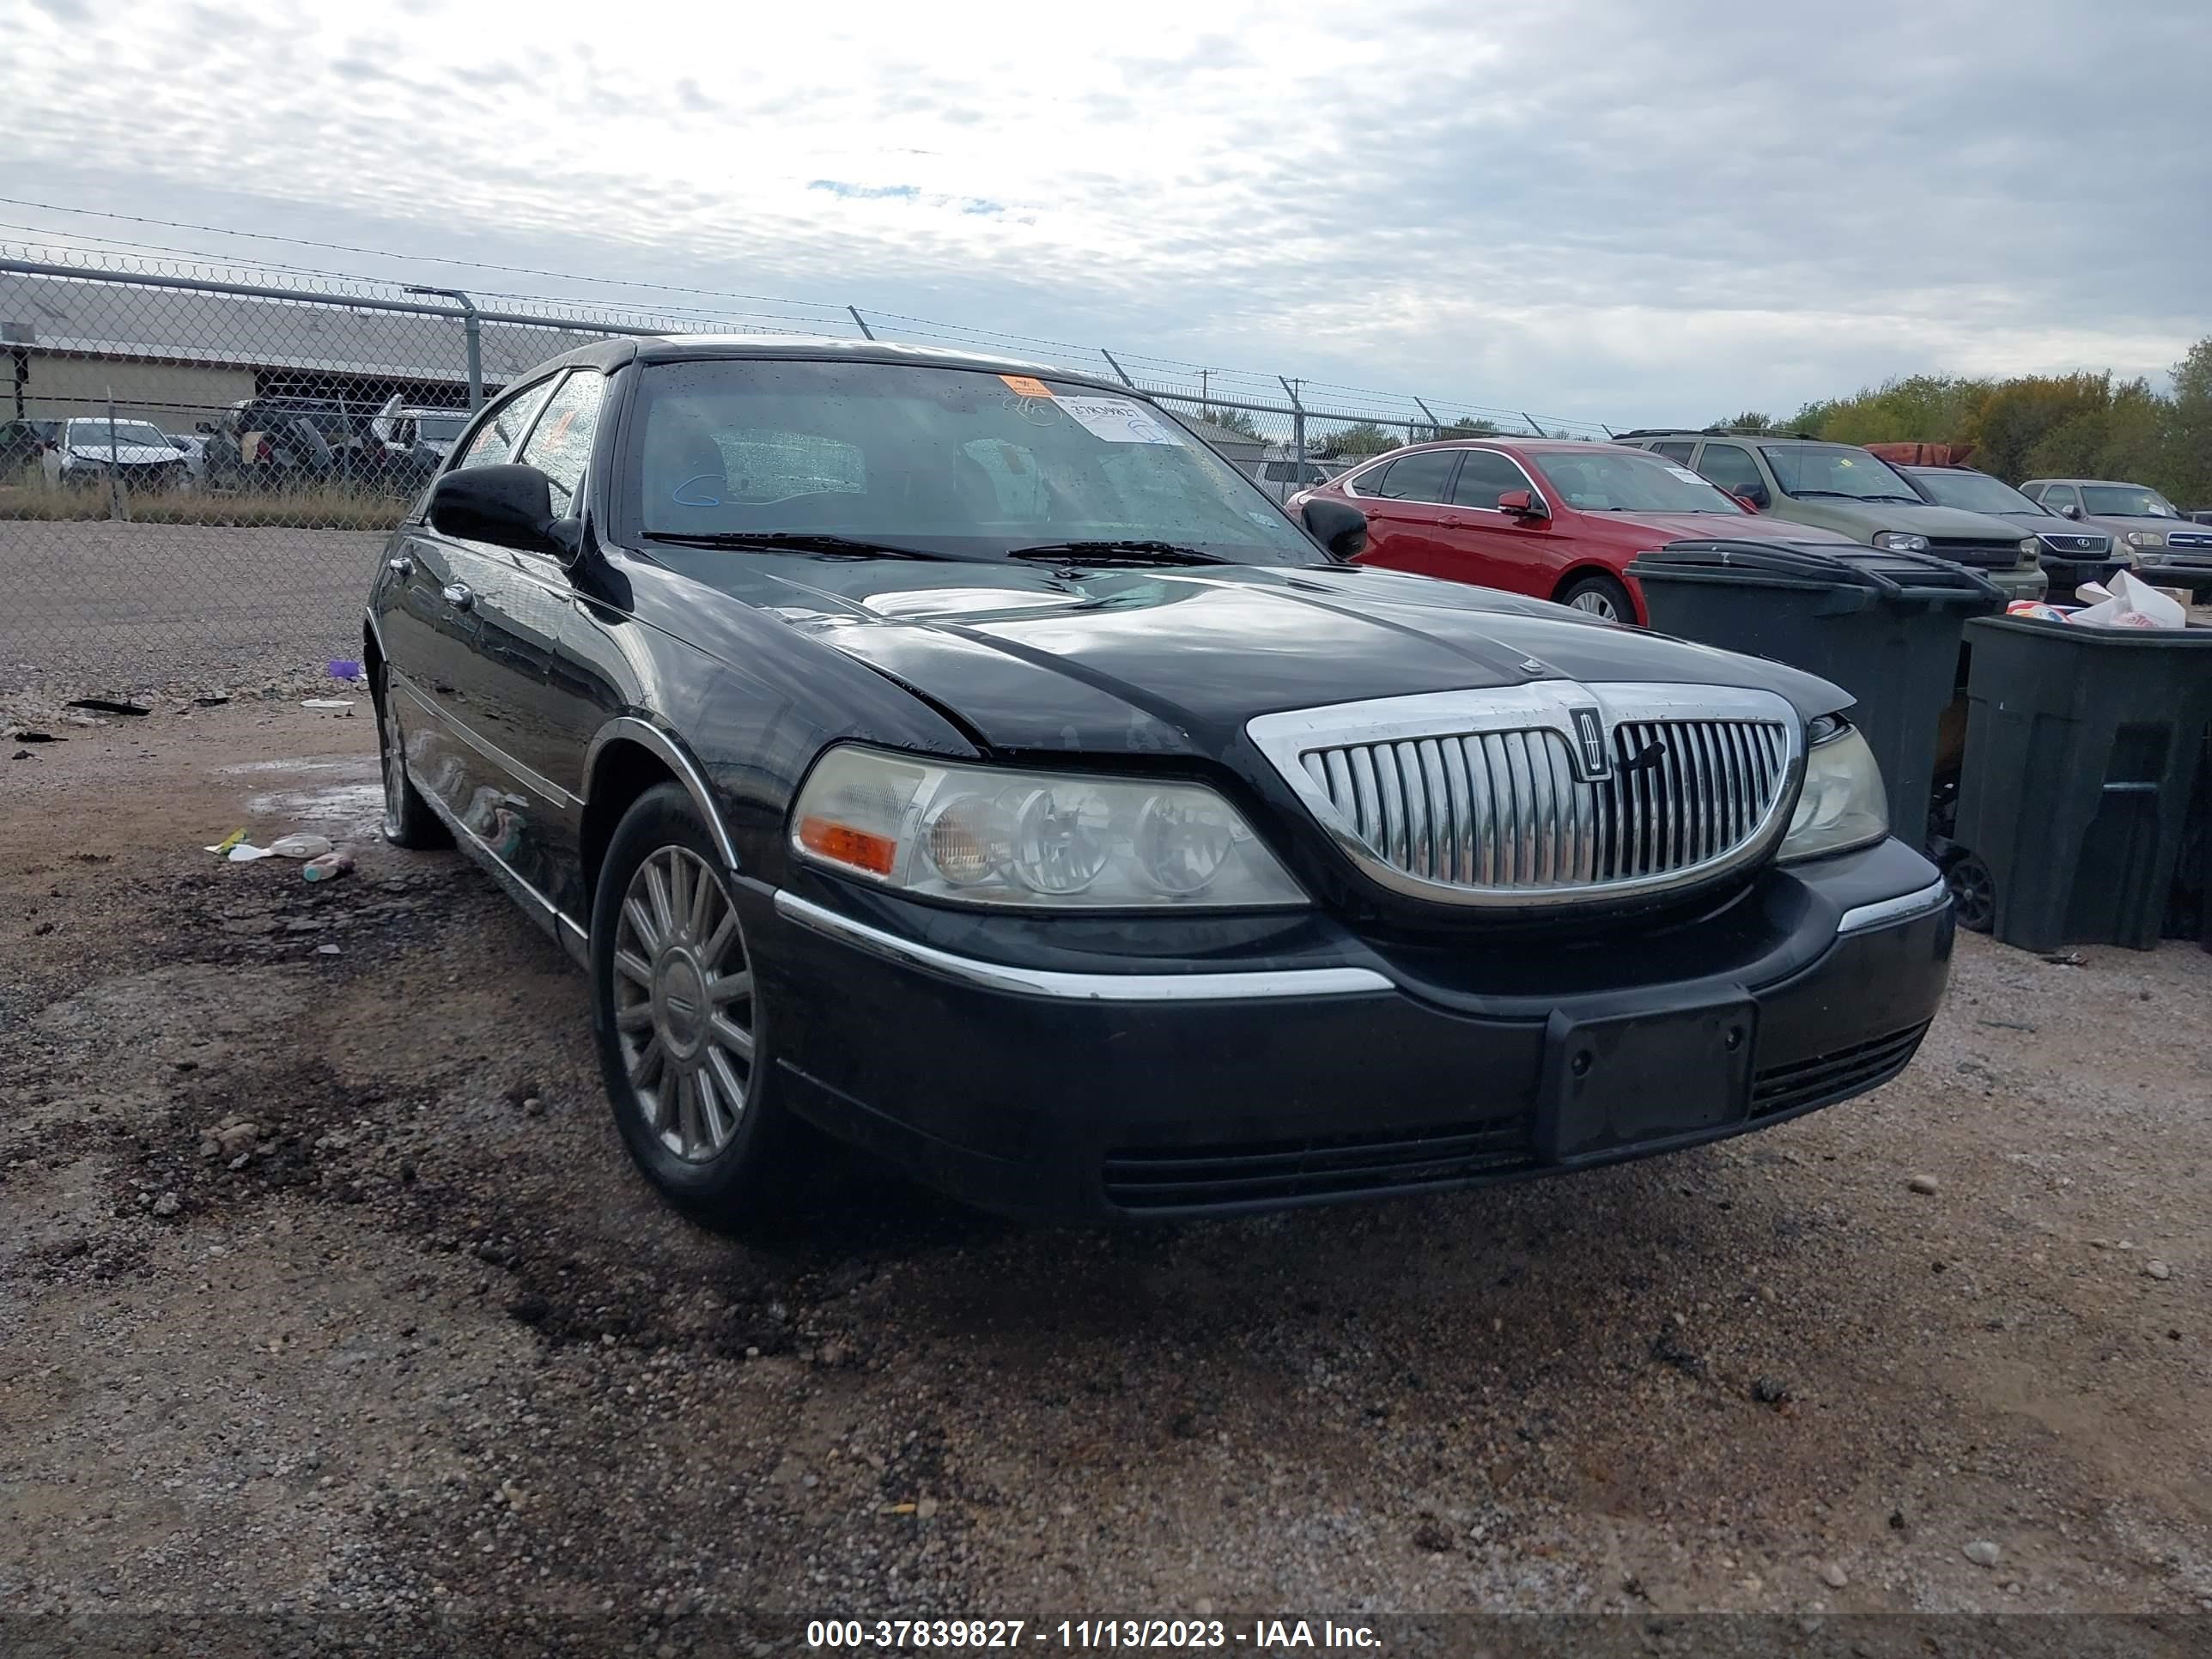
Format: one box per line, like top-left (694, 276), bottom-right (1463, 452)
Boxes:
top-left (1666, 465), bottom-right (1705, 484)
top-left (1056, 397), bottom-right (1183, 446)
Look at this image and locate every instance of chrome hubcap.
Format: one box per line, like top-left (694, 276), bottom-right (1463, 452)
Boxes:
top-left (1569, 590), bottom-right (1619, 620)
top-left (612, 846), bottom-right (754, 1162)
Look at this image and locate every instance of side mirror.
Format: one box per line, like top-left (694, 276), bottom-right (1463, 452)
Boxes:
top-left (2059, 503), bottom-right (2083, 520)
top-left (1301, 496), bottom-right (1369, 560)
top-left (1735, 481), bottom-right (1771, 509)
top-left (194, 420), bottom-right (215, 434)
top-left (430, 463), bottom-right (579, 558)
top-left (1497, 489), bottom-right (1550, 520)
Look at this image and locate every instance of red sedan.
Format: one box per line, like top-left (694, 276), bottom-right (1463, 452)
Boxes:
top-left (1289, 438), bottom-right (1853, 624)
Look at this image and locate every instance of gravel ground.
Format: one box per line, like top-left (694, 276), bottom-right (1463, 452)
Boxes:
top-left (1, 702), bottom-right (2208, 1650)
top-left (0, 519), bottom-right (385, 709)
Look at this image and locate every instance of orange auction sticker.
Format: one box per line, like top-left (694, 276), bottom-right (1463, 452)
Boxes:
top-left (999, 374), bottom-right (1053, 398)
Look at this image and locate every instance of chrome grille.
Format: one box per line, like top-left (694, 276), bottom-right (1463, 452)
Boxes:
top-left (1248, 683), bottom-right (1802, 908)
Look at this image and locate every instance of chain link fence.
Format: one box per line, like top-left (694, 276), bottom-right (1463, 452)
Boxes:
top-left (0, 249), bottom-right (1595, 708)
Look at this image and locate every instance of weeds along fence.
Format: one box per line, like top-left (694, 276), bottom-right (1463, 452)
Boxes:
top-left (0, 252), bottom-right (1563, 701)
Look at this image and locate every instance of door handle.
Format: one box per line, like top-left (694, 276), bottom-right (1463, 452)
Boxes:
top-left (441, 582), bottom-right (476, 611)
top-left (386, 556), bottom-right (414, 578)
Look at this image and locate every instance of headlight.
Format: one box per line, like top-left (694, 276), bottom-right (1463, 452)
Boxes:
top-left (789, 744), bottom-right (1308, 909)
top-left (2126, 530), bottom-right (2165, 548)
top-left (2017, 538), bottom-right (2040, 559)
top-left (1871, 532), bottom-right (1929, 553)
top-left (1778, 724), bottom-right (1887, 864)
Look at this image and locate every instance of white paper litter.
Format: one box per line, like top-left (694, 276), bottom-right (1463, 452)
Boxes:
top-left (2068, 569), bottom-right (2185, 629)
top-left (301, 698), bottom-right (355, 709)
top-left (206, 841), bottom-right (274, 862)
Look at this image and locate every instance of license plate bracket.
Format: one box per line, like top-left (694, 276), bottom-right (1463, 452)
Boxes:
top-left (1536, 996), bottom-right (1757, 1164)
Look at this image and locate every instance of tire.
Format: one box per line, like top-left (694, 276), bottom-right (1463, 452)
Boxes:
top-left (590, 782), bottom-right (812, 1235)
top-left (1556, 571), bottom-right (1636, 623)
top-left (1947, 854), bottom-right (1996, 934)
top-left (376, 665), bottom-right (452, 849)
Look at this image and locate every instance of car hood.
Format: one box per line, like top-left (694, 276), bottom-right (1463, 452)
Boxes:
top-left (2092, 514), bottom-right (2204, 534)
top-left (1801, 500), bottom-right (2025, 538)
top-left (675, 554), bottom-right (1849, 758)
top-left (66, 443), bottom-right (181, 464)
top-left (1604, 510), bottom-right (1857, 544)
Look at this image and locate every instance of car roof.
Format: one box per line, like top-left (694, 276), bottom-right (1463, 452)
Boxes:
top-left (1344, 436), bottom-right (1658, 464)
top-left (2027, 477), bottom-right (2153, 489)
top-left (533, 331), bottom-right (1130, 398)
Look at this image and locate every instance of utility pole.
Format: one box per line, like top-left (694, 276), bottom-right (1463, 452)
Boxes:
top-left (406, 286), bottom-right (483, 410)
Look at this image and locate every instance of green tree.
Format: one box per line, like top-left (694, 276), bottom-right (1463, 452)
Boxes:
top-left (1316, 421), bottom-right (1401, 459)
top-left (1436, 416), bottom-right (1498, 439)
top-left (1714, 411), bottom-right (1777, 433)
top-left (1200, 405), bottom-right (1261, 439)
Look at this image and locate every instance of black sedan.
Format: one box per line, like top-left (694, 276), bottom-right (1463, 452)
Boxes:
top-left (365, 336), bottom-right (1954, 1229)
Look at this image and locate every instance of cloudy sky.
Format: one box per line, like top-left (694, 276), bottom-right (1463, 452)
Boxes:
top-left (5, 0), bottom-right (2206, 431)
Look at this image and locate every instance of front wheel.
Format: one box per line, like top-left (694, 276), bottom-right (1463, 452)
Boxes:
top-left (1556, 571), bottom-right (1635, 624)
top-left (591, 783), bottom-right (815, 1235)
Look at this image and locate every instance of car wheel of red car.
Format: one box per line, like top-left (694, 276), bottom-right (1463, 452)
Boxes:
top-left (1556, 572), bottom-right (1634, 623)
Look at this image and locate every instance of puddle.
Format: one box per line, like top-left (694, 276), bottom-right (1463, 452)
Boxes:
top-left (218, 758), bottom-right (364, 778)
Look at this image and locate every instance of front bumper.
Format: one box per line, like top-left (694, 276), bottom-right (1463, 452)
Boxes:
top-left (756, 838), bottom-right (1954, 1223)
top-left (2039, 554), bottom-right (2128, 596)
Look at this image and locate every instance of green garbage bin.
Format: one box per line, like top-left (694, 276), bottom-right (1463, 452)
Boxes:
top-left (1626, 542), bottom-right (2004, 850)
top-left (1949, 615), bottom-right (2212, 951)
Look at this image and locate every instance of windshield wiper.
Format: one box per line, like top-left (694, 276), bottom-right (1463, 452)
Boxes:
top-left (1785, 489), bottom-right (1855, 499)
top-left (640, 531), bottom-right (960, 560)
top-left (1859, 494), bottom-right (1922, 503)
top-left (1006, 539), bottom-right (1233, 566)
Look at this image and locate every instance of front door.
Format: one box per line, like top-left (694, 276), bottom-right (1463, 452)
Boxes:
top-left (1351, 448), bottom-right (1464, 575)
top-left (1445, 447), bottom-right (1563, 598)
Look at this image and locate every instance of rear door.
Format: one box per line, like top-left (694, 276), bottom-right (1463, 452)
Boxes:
top-left (1691, 441), bottom-right (1768, 510)
top-left (1347, 449), bottom-right (1462, 574)
top-left (376, 376), bottom-right (557, 832)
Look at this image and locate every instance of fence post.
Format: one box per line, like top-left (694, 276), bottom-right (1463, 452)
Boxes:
top-left (1522, 410), bottom-right (1542, 437)
top-left (104, 386), bottom-right (128, 522)
top-left (847, 305), bottom-right (876, 342)
top-left (1099, 349), bottom-right (1135, 388)
top-left (404, 286), bottom-right (483, 409)
top-left (1413, 396), bottom-right (1441, 441)
top-left (1279, 377), bottom-right (1305, 468)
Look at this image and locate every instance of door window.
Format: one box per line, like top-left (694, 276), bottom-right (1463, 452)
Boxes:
top-left (515, 371), bottom-right (605, 515)
top-left (1367, 450), bottom-right (1459, 503)
top-left (1652, 441), bottom-right (1696, 463)
top-left (1450, 449), bottom-right (1537, 510)
top-left (2036, 483), bottom-right (2079, 512)
top-left (452, 380), bottom-right (556, 472)
top-left (1694, 442), bottom-right (1765, 498)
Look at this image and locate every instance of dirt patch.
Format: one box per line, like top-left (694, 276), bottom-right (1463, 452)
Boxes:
top-left (1, 701), bottom-right (2208, 1643)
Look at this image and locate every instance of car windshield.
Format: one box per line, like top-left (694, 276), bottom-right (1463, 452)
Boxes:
top-left (2081, 483), bottom-right (2179, 519)
top-left (1761, 444), bottom-right (1919, 501)
top-left (1908, 470), bottom-right (2040, 515)
top-left (68, 419), bottom-right (171, 448)
top-left (1533, 450), bottom-right (1746, 514)
top-left (416, 412), bottom-right (467, 442)
top-left (627, 359), bottom-right (1322, 565)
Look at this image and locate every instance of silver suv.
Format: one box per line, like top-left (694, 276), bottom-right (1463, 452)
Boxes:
top-left (2019, 478), bottom-right (2212, 571)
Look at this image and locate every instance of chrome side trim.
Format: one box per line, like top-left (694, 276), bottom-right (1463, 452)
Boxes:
top-left (583, 716), bottom-right (742, 872)
top-left (387, 663), bottom-right (580, 809)
top-left (404, 744), bottom-right (591, 969)
top-left (773, 891), bottom-right (1394, 1002)
top-left (1837, 878), bottom-right (1950, 936)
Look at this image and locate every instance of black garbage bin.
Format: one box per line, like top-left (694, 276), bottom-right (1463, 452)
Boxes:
top-left (1949, 615), bottom-right (2212, 951)
top-left (1626, 542), bottom-right (2004, 849)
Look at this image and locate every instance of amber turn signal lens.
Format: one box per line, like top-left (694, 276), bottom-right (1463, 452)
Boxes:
top-left (798, 817), bottom-right (896, 876)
